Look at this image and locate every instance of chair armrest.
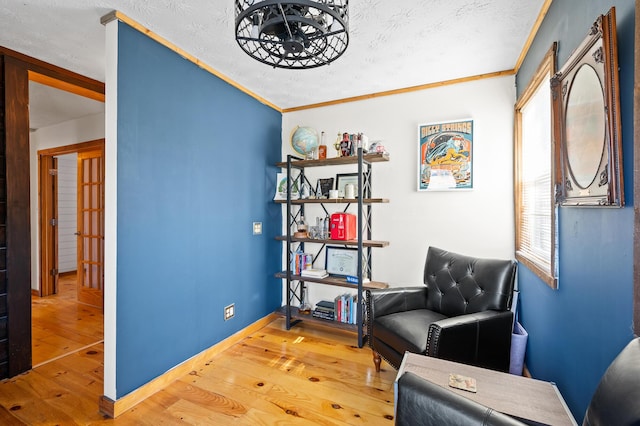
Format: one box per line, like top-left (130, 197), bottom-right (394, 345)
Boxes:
top-left (366, 286), bottom-right (428, 319)
top-left (396, 372), bottom-right (525, 426)
top-left (427, 310), bottom-right (513, 372)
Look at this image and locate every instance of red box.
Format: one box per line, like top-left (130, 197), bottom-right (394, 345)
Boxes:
top-left (330, 213), bottom-right (357, 240)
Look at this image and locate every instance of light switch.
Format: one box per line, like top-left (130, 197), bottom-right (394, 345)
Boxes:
top-left (253, 222), bottom-right (262, 235)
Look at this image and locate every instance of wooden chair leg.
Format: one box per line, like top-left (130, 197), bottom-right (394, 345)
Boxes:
top-left (373, 350), bottom-right (381, 372)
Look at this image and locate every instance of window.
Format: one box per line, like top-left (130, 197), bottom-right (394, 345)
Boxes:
top-left (515, 44), bottom-right (558, 289)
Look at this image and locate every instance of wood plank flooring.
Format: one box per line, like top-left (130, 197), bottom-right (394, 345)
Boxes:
top-left (31, 273), bottom-right (104, 367)
top-left (3, 309), bottom-right (397, 424)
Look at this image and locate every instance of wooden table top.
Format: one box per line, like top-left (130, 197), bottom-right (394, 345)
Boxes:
top-left (396, 352), bottom-right (577, 426)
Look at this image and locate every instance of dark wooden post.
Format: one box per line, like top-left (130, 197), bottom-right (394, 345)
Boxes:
top-left (634, 0), bottom-right (640, 337)
top-left (2, 55), bottom-right (31, 377)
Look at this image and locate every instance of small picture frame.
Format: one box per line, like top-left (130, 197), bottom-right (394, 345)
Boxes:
top-left (325, 246), bottom-right (358, 277)
top-left (274, 172), bottom-right (299, 200)
top-left (316, 178), bottom-right (334, 198)
top-left (336, 173), bottom-right (359, 197)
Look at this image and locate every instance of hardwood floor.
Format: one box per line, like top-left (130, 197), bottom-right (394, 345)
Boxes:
top-left (2, 312), bottom-right (397, 424)
top-left (31, 272), bottom-right (104, 367)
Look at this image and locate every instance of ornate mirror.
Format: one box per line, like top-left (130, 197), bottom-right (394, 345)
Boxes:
top-left (551, 8), bottom-right (623, 206)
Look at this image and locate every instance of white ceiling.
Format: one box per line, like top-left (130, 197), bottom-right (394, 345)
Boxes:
top-left (2, 0), bottom-right (545, 126)
top-left (29, 81), bottom-right (105, 129)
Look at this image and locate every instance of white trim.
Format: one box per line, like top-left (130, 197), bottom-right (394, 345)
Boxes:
top-left (103, 18), bottom-right (118, 400)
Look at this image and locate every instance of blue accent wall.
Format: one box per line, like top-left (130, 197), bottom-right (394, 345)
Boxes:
top-left (515, 0), bottom-right (635, 421)
top-left (116, 22), bottom-right (282, 397)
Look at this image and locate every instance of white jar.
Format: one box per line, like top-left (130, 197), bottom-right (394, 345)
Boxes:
top-left (344, 183), bottom-right (355, 199)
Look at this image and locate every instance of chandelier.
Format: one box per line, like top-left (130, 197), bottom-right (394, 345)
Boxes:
top-left (235, 0), bottom-right (349, 69)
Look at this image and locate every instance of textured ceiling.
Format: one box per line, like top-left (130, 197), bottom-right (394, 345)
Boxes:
top-left (2, 0), bottom-right (545, 116)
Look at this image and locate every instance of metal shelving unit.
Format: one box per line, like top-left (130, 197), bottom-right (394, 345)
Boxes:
top-left (274, 149), bottom-right (389, 347)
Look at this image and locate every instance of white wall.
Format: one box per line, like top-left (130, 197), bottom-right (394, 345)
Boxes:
top-left (55, 153), bottom-right (77, 273)
top-left (29, 112), bottom-right (105, 291)
top-left (281, 75), bottom-right (516, 304)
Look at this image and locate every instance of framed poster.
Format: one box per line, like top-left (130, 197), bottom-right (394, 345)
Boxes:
top-left (418, 119), bottom-right (473, 191)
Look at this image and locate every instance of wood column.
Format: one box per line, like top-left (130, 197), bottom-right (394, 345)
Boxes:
top-left (0, 55), bottom-right (7, 378)
top-left (2, 55), bottom-right (31, 377)
top-left (634, 0), bottom-right (640, 336)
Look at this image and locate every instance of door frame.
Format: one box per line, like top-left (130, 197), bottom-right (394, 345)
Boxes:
top-left (37, 154), bottom-right (57, 297)
top-left (38, 140), bottom-right (105, 298)
top-left (0, 45), bottom-right (104, 378)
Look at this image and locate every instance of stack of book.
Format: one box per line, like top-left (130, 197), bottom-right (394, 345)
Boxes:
top-left (301, 268), bottom-right (329, 279)
top-left (335, 293), bottom-right (358, 324)
top-left (312, 300), bottom-right (335, 321)
top-left (291, 250), bottom-right (313, 275)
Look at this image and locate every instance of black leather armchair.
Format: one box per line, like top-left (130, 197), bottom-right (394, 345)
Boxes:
top-left (583, 337), bottom-right (640, 426)
top-left (395, 337), bottom-right (640, 426)
top-left (366, 246), bottom-right (517, 372)
top-left (396, 372), bottom-right (523, 426)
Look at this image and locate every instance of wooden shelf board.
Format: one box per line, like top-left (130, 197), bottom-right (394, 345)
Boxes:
top-left (276, 152), bottom-right (389, 168)
top-left (274, 198), bottom-right (389, 204)
top-left (275, 272), bottom-right (388, 289)
top-left (275, 306), bottom-right (358, 332)
top-left (275, 236), bottom-right (389, 248)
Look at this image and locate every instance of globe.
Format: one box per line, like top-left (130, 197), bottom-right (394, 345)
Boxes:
top-left (291, 126), bottom-right (319, 157)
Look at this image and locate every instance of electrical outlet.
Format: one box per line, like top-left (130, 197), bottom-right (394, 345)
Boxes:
top-left (224, 303), bottom-right (235, 320)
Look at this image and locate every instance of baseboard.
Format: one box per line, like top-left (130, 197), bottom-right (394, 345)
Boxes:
top-left (99, 312), bottom-right (279, 418)
top-left (31, 289), bottom-right (39, 297)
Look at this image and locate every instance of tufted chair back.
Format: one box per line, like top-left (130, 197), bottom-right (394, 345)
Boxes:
top-left (582, 337), bottom-right (640, 426)
top-left (423, 247), bottom-right (516, 318)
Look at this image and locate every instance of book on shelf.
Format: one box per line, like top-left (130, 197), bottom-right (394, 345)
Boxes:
top-left (312, 310), bottom-right (335, 321)
top-left (334, 293), bottom-right (358, 324)
top-left (314, 306), bottom-right (334, 314)
top-left (301, 268), bottom-right (329, 278)
top-left (316, 300), bottom-right (335, 310)
top-left (291, 250), bottom-right (313, 275)
top-left (312, 300), bottom-right (336, 321)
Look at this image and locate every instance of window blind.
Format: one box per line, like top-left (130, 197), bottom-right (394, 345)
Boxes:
top-left (514, 45), bottom-right (558, 289)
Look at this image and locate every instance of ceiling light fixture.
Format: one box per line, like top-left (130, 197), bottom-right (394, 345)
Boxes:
top-left (235, 0), bottom-right (349, 69)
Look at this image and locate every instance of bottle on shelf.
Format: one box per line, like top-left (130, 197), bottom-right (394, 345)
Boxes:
top-left (340, 132), bottom-right (351, 157)
top-left (297, 215), bottom-right (308, 234)
top-left (334, 132), bottom-right (342, 157)
top-left (294, 215), bottom-right (308, 237)
top-left (318, 131), bottom-right (327, 160)
top-left (323, 215), bottom-right (330, 240)
top-left (299, 286), bottom-right (311, 314)
top-left (315, 217), bottom-right (322, 239)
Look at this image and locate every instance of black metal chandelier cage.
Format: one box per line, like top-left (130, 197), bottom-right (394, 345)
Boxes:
top-left (235, 0), bottom-right (349, 69)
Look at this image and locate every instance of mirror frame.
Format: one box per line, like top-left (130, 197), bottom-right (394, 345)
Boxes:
top-left (551, 8), bottom-right (624, 207)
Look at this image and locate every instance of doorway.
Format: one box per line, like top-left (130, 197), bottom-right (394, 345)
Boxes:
top-left (35, 140), bottom-right (105, 366)
top-left (32, 139), bottom-right (104, 366)
top-left (30, 69), bottom-right (105, 366)
top-left (38, 140), bottom-right (105, 306)
top-left (0, 47), bottom-right (105, 379)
